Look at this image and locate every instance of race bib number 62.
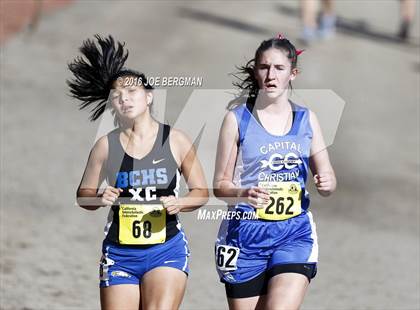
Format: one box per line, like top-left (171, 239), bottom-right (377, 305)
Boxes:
top-left (215, 245), bottom-right (240, 271)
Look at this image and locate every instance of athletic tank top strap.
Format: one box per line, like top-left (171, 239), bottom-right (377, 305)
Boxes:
top-left (289, 101), bottom-right (305, 136)
top-left (106, 130), bottom-right (126, 187)
top-left (162, 123), bottom-right (170, 147)
top-left (231, 102), bottom-right (252, 146)
top-left (239, 104), bottom-right (252, 145)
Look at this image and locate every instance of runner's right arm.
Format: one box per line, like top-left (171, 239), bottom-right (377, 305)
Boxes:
top-left (213, 111), bottom-right (268, 208)
top-left (76, 136), bottom-right (122, 210)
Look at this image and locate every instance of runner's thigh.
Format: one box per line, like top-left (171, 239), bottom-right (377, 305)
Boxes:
top-left (141, 267), bottom-right (187, 309)
top-left (100, 284), bottom-right (140, 310)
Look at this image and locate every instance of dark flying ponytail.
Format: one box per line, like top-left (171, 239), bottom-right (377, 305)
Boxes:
top-left (67, 34), bottom-right (128, 121)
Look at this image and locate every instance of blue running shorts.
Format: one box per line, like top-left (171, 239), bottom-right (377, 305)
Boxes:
top-left (215, 211), bottom-right (318, 296)
top-left (100, 230), bottom-right (190, 287)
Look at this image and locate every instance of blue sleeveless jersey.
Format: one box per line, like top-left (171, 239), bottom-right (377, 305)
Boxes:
top-left (232, 101), bottom-right (312, 213)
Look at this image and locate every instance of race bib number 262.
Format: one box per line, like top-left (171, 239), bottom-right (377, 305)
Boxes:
top-left (256, 181), bottom-right (302, 221)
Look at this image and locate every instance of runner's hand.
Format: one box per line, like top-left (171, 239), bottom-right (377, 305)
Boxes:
top-left (239, 186), bottom-right (270, 209)
top-left (161, 195), bottom-right (180, 215)
top-left (314, 173), bottom-right (335, 194)
top-left (100, 186), bottom-right (123, 206)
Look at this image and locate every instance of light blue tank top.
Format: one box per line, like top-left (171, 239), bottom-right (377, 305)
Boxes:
top-left (232, 101), bottom-right (313, 213)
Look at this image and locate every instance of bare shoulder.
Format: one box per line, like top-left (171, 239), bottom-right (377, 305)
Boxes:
top-left (308, 109), bottom-right (319, 125)
top-left (308, 108), bottom-right (328, 155)
top-left (169, 127), bottom-right (193, 146)
top-left (168, 127), bottom-right (193, 166)
top-left (221, 110), bottom-right (239, 143)
top-left (224, 110), bottom-right (238, 127)
top-left (308, 109), bottom-right (323, 132)
top-left (90, 134), bottom-right (109, 162)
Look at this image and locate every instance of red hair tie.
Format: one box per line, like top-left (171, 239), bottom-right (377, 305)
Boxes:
top-left (276, 33), bottom-right (304, 58)
top-left (277, 33), bottom-right (285, 40)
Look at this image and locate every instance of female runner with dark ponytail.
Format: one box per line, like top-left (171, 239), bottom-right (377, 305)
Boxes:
top-left (68, 35), bottom-right (208, 310)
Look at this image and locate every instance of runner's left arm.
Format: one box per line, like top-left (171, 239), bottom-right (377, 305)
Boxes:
top-left (161, 129), bottom-right (209, 214)
top-left (309, 110), bottom-right (337, 196)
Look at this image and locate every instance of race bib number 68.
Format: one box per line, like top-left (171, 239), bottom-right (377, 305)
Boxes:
top-left (119, 204), bottom-right (166, 245)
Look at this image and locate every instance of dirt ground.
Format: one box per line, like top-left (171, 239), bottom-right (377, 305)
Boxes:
top-left (1, 1), bottom-right (419, 309)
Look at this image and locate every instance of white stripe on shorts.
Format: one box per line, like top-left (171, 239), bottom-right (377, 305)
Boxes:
top-left (307, 211), bottom-right (319, 262)
top-left (179, 230), bottom-right (189, 271)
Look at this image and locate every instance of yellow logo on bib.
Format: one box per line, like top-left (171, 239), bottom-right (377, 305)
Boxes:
top-left (256, 181), bottom-right (302, 221)
top-left (288, 183), bottom-right (299, 194)
top-left (119, 204), bottom-right (166, 245)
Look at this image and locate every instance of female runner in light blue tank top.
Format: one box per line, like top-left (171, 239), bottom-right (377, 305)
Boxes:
top-left (213, 34), bottom-right (337, 309)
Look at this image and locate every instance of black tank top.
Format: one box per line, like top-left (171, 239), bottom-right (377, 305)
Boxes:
top-left (103, 123), bottom-right (181, 247)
